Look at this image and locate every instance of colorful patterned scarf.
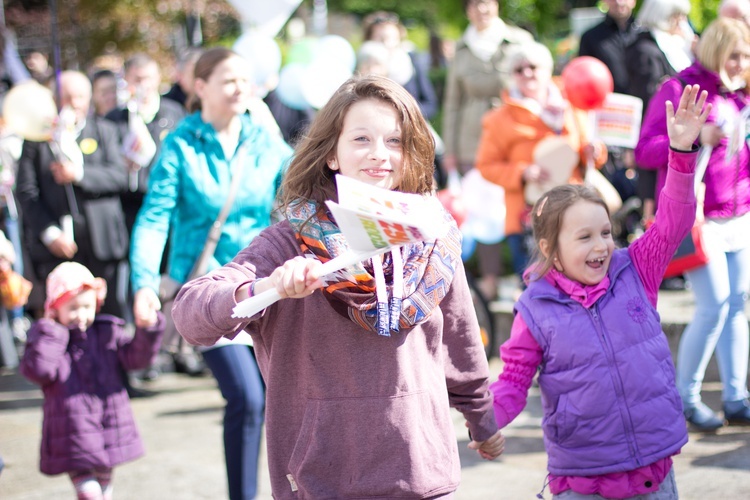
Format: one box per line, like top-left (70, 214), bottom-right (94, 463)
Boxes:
top-left (286, 200), bottom-right (462, 336)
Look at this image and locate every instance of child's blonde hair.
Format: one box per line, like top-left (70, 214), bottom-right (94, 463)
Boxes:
top-left (528, 185), bottom-right (609, 280)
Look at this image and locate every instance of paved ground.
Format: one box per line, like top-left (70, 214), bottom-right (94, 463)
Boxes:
top-left (1, 283), bottom-right (749, 499)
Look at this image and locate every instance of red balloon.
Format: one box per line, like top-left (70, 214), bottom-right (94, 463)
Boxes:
top-left (561, 56), bottom-right (614, 110)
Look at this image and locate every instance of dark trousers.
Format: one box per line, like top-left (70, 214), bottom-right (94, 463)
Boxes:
top-left (202, 344), bottom-right (265, 500)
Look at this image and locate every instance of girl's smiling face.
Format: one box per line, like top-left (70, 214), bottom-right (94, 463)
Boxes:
top-left (329, 98), bottom-right (404, 190)
top-left (552, 200), bottom-right (615, 286)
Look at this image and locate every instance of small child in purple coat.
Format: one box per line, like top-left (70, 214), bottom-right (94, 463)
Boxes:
top-left (20, 262), bottom-right (164, 499)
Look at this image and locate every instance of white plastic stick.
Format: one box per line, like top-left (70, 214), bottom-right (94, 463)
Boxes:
top-left (231, 247), bottom-right (385, 318)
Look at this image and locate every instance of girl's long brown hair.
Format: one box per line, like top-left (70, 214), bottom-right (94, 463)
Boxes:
top-left (278, 75), bottom-right (435, 215)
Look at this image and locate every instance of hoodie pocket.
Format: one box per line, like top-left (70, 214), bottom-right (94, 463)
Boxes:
top-left (287, 390), bottom-right (457, 498)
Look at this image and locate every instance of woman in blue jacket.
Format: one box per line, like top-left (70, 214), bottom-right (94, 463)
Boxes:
top-left (130, 47), bottom-right (292, 499)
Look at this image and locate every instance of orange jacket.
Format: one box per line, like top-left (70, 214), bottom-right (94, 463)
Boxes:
top-left (476, 92), bottom-right (607, 235)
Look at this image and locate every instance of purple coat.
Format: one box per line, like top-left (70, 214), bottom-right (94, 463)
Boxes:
top-left (516, 251), bottom-right (688, 476)
top-left (635, 61), bottom-right (750, 219)
top-left (20, 314), bottom-right (164, 475)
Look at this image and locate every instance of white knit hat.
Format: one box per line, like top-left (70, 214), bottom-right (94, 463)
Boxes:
top-left (44, 262), bottom-right (107, 316)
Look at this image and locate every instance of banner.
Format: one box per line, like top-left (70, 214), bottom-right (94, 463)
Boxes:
top-left (232, 175), bottom-right (448, 318)
top-left (589, 92), bottom-right (643, 148)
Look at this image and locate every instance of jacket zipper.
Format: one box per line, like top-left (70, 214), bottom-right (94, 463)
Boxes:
top-left (588, 304), bottom-right (643, 466)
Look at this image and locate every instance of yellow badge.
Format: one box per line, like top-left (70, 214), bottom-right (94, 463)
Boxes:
top-left (79, 138), bottom-right (98, 155)
top-left (160, 129), bottom-right (170, 141)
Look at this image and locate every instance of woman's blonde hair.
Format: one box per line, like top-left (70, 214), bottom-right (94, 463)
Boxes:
top-left (697, 17), bottom-right (750, 89)
top-left (528, 184), bottom-right (609, 280)
top-left (278, 75), bottom-right (435, 215)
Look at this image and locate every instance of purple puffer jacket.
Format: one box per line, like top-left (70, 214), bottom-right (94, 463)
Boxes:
top-left (635, 61), bottom-right (750, 219)
top-left (20, 314), bottom-right (164, 475)
top-left (515, 251), bottom-right (688, 476)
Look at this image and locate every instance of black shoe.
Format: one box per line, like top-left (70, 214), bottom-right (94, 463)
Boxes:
top-left (684, 402), bottom-right (724, 432)
top-left (126, 385), bottom-right (157, 398)
top-left (141, 367), bottom-right (160, 382)
top-left (660, 276), bottom-right (686, 291)
top-left (174, 353), bottom-right (207, 377)
top-left (723, 399), bottom-right (750, 425)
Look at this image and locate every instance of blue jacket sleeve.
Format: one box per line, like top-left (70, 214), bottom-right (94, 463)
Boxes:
top-left (130, 133), bottom-right (182, 293)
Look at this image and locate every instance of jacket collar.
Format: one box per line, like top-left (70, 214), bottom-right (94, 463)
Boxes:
top-left (184, 111), bottom-right (257, 146)
top-left (602, 13), bottom-right (637, 33)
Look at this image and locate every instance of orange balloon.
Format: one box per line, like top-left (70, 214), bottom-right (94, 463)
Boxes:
top-left (561, 56), bottom-right (614, 110)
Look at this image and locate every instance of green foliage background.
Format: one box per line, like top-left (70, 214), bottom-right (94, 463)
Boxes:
top-left (8, 0), bottom-right (723, 73)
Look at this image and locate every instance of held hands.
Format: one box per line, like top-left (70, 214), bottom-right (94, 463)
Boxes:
top-left (133, 287), bottom-right (160, 328)
top-left (666, 84), bottom-right (712, 151)
top-left (467, 428), bottom-right (506, 460)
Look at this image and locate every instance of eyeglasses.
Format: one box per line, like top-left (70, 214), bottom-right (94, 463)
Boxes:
top-left (368, 13), bottom-right (400, 26)
top-left (514, 64), bottom-right (538, 75)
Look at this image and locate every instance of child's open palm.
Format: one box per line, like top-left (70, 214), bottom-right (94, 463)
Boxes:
top-left (667, 84), bottom-right (711, 151)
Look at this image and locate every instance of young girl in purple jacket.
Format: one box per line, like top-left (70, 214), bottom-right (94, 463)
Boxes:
top-left (20, 262), bottom-right (164, 499)
top-left (491, 85), bottom-right (709, 499)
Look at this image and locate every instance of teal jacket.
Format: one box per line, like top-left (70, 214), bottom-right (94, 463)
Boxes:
top-left (130, 112), bottom-right (293, 294)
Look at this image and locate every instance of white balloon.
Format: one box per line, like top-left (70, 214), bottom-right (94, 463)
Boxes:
top-left (2, 81), bottom-right (57, 141)
top-left (302, 60), bottom-right (352, 110)
top-left (276, 63), bottom-right (309, 111)
top-left (233, 30), bottom-right (282, 91)
top-left (227, 0), bottom-right (302, 38)
top-left (311, 35), bottom-right (357, 72)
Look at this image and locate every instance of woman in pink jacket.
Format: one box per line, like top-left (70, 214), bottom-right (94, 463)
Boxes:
top-left (635, 18), bottom-right (750, 431)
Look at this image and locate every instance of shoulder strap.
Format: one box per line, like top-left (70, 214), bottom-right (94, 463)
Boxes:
top-left (188, 144), bottom-right (248, 279)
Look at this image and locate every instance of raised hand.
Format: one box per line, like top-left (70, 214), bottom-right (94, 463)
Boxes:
top-left (666, 84), bottom-right (712, 151)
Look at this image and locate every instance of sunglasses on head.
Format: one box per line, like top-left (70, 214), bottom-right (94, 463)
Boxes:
top-left (370, 13), bottom-right (400, 25)
top-left (514, 64), bottom-right (538, 75)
